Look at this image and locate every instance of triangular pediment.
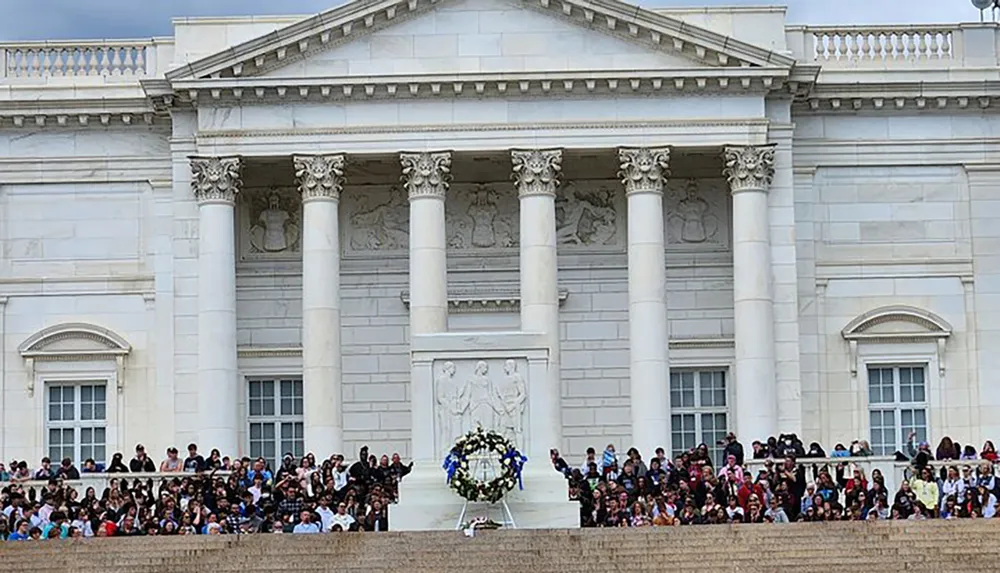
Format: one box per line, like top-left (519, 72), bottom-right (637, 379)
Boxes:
top-left (165, 0), bottom-right (795, 83)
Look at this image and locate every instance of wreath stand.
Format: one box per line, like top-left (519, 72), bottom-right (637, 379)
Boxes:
top-left (454, 451), bottom-right (518, 530)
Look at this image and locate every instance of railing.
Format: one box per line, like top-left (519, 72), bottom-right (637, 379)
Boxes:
top-left (1, 40), bottom-right (156, 79)
top-left (0, 471), bottom-right (231, 496)
top-left (745, 456), bottom-right (905, 500)
top-left (786, 25), bottom-right (971, 68)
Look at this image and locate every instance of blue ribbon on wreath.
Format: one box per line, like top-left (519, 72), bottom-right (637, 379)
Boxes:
top-left (503, 449), bottom-right (528, 490)
top-left (442, 451), bottom-right (462, 484)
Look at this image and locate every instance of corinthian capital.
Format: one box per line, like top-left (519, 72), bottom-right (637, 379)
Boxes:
top-left (190, 156), bottom-right (242, 205)
top-left (618, 147), bottom-right (670, 196)
top-left (400, 151), bottom-right (452, 200)
top-left (294, 154), bottom-right (346, 202)
top-left (723, 145), bottom-right (776, 193)
top-left (511, 148), bottom-right (562, 198)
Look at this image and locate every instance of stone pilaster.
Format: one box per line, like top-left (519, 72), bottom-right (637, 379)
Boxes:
top-left (190, 155), bottom-right (242, 455)
top-left (295, 154), bottom-right (346, 457)
top-left (401, 151), bottom-right (451, 461)
top-left (723, 144), bottom-right (778, 443)
top-left (618, 147), bottom-right (671, 459)
top-left (512, 148), bottom-right (562, 456)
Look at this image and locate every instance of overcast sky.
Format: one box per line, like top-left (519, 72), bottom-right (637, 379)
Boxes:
top-left (0, 0), bottom-right (985, 41)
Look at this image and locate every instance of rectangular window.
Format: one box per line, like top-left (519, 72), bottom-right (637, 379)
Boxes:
top-left (670, 370), bottom-right (729, 466)
top-left (248, 378), bottom-right (304, 468)
top-left (867, 365), bottom-right (928, 456)
top-left (45, 382), bottom-right (107, 464)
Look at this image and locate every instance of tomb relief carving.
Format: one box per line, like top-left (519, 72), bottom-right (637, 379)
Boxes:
top-left (446, 183), bottom-right (518, 250)
top-left (241, 188), bottom-right (301, 258)
top-left (433, 358), bottom-right (528, 452)
top-left (664, 178), bottom-right (729, 249)
top-left (346, 186), bottom-right (409, 251)
top-left (556, 182), bottom-right (620, 246)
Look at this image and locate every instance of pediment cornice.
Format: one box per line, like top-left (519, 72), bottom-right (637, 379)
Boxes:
top-left (163, 0), bottom-right (795, 84)
top-left (158, 67), bottom-right (796, 107)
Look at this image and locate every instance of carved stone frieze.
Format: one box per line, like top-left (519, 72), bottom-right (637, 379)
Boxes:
top-left (618, 147), bottom-right (670, 196)
top-left (344, 186), bottom-right (409, 251)
top-left (446, 183), bottom-right (519, 250)
top-left (190, 156), bottom-right (242, 205)
top-left (511, 148), bottom-right (562, 198)
top-left (400, 151), bottom-right (452, 199)
top-left (664, 178), bottom-right (729, 249)
top-left (433, 357), bottom-right (528, 452)
top-left (242, 187), bottom-right (301, 257)
top-left (556, 181), bottom-right (621, 246)
top-left (294, 154), bottom-right (345, 201)
top-left (723, 145), bottom-right (776, 193)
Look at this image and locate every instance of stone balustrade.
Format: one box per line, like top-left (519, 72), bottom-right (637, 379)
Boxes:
top-left (0, 471), bottom-right (230, 497)
top-left (785, 24), bottom-right (1000, 68)
top-left (1, 40), bottom-right (157, 79)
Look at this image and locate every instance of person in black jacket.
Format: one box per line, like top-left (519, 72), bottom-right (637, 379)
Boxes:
top-left (721, 432), bottom-right (745, 466)
top-left (129, 444), bottom-right (155, 473)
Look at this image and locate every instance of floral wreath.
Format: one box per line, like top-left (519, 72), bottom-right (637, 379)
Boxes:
top-left (442, 426), bottom-right (527, 504)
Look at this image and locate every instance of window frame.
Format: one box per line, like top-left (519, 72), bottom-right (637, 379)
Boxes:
top-left (669, 367), bottom-right (731, 466)
top-left (865, 363), bottom-right (929, 456)
top-left (42, 376), bottom-right (112, 465)
top-left (245, 376), bottom-right (305, 469)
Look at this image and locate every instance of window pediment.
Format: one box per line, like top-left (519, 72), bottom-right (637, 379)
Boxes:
top-left (841, 306), bottom-right (951, 377)
top-left (841, 305), bottom-right (952, 344)
top-left (19, 323), bottom-right (132, 396)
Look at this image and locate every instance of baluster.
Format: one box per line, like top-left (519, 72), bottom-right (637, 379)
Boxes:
top-left (121, 46), bottom-right (134, 75)
top-left (98, 47), bottom-right (110, 75)
top-left (940, 31), bottom-right (952, 59)
top-left (906, 33), bottom-right (917, 60)
top-left (890, 32), bottom-right (902, 59)
top-left (40, 49), bottom-right (51, 77)
top-left (877, 32), bottom-right (888, 60)
top-left (818, 33), bottom-right (829, 60)
top-left (87, 48), bottom-right (99, 76)
top-left (68, 48), bottom-right (81, 76)
top-left (917, 32), bottom-right (929, 60)
top-left (29, 49), bottom-right (40, 77)
top-left (134, 46), bottom-right (146, 75)
top-left (859, 33), bottom-right (871, 60)
top-left (10, 49), bottom-right (21, 77)
top-left (111, 46), bottom-right (123, 75)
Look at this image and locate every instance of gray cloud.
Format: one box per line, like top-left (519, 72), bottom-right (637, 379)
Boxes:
top-left (0, 0), bottom-right (981, 41)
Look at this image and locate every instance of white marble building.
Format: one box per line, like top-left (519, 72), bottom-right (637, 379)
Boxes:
top-left (0, 0), bottom-right (997, 472)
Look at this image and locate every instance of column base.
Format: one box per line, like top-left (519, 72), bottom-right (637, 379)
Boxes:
top-left (390, 462), bottom-right (579, 531)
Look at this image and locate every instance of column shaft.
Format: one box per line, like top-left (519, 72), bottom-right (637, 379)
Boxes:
top-left (619, 147), bottom-right (671, 459)
top-left (513, 148), bottom-right (563, 456)
top-left (191, 156), bottom-right (241, 456)
top-left (725, 145), bottom-right (778, 442)
top-left (296, 154), bottom-right (346, 456)
top-left (401, 151), bottom-right (451, 460)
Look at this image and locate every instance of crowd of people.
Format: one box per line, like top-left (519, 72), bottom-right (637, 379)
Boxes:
top-left (0, 443), bottom-right (411, 539)
top-left (551, 432), bottom-right (1000, 527)
top-left (4, 431), bottom-right (999, 540)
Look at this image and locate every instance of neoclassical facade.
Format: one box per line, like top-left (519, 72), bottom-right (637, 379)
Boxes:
top-left (0, 0), bottom-right (997, 469)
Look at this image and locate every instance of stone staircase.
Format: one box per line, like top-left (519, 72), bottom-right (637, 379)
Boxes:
top-left (4, 520), bottom-right (999, 572)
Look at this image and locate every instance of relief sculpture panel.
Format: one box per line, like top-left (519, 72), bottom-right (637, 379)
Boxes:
top-left (664, 178), bottom-right (730, 250)
top-left (434, 358), bottom-right (528, 452)
top-left (446, 183), bottom-right (519, 250)
top-left (556, 180), bottom-right (622, 247)
top-left (344, 185), bottom-right (409, 251)
top-left (240, 187), bottom-right (301, 259)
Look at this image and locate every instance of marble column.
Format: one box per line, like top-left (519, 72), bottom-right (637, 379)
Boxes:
top-left (619, 147), bottom-right (672, 459)
top-left (401, 152), bottom-right (451, 336)
top-left (512, 149), bottom-right (563, 456)
top-left (723, 144), bottom-right (778, 442)
top-left (401, 151), bottom-right (451, 460)
top-left (295, 154), bottom-right (346, 456)
top-left (190, 156), bottom-right (242, 456)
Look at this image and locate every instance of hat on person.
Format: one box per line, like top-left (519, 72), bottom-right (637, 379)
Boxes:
top-left (135, 444), bottom-right (145, 452)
